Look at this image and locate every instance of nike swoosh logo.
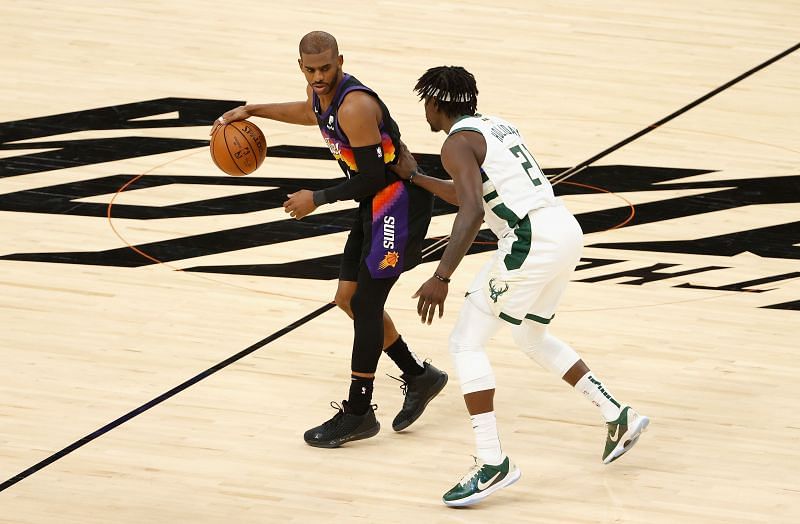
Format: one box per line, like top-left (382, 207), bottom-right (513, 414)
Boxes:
top-left (477, 471), bottom-right (502, 491)
top-left (608, 425), bottom-right (621, 443)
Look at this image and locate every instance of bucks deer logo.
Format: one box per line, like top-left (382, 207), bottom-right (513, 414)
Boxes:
top-left (488, 278), bottom-right (509, 303)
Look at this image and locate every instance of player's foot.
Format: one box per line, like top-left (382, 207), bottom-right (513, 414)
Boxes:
top-left (303, 401), bottom-right (380, 448)
top-left (442, 455), bottom-right (521, 507)
top-left (602, 406), bottom-right (650, 464)
top-left (391, 361), bottom-right (448, 431)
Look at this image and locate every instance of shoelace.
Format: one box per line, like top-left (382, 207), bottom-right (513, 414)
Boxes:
top-left (387, 374), bottom-right (408, 396)
top-left (321, 401), bottom-right (378, 429)
top-left (386, 359), bottom-right (432, 396)
top-left (458, 456), bottom-right (484, 486)
top-left (320, 401), bottom-right (346, 429)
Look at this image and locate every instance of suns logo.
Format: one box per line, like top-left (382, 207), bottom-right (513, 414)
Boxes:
top-left (379, 251), bottom-right (400, 270)
top-left (382, 215), bottom-right (395, 249)
top-left (323, 136), bottom-right (341, 157)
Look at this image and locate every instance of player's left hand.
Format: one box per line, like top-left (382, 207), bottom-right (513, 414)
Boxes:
top-left (413, 276), bottom-right (449, 324)
top-left (283, 190), bottom-right (317, 220)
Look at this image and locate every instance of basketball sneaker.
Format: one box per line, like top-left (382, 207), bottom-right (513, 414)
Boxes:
top-left (602, 406), bottom-right (650, 464)
top-left (303, 401), bottom-right (380, 448)
top-left (391, 361), bottom-right (448, 431)
top-left (442, 456), bottom-right (521, 507)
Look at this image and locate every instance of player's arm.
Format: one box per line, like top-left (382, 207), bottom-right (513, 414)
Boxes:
top-left (390, 141), bottom-right (458, 205)
top-left (210, 86), bottom-right (316, 134)
top-left (310, 91), bottom-right (390, 205)
top-left (436, 132), bottom-right (486, 276)
top-left (413, 131), bottom-right (486, 324)
top-left (283, 92), bottom-right (390, 220)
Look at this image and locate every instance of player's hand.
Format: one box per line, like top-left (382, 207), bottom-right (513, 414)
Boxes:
top-left (210, 106), bottom-right (251, 135)
top-left (283, 190), bottom-right (317, 220)
top-left (389, 141), bottom-right (418, 181)
top-left (412, 276), bottom-right (449, 324)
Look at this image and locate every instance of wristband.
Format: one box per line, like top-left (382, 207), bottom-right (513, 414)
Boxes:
top-left (312, 189), bottom-right (329, 206)
top-left (409, 167), bottom-right (424, 185)
top-left (433, 272), bottom-right (451, 283)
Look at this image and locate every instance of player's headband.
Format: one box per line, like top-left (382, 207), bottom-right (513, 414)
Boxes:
top-left (421, 87), bottom-right (474, 103)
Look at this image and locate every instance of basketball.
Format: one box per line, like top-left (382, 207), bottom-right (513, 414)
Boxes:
top-left (210, 120), bottom-right (267, 176)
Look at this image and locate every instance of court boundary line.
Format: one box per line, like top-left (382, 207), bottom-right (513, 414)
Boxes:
top-left (0, 303), bottom-right (335, 492)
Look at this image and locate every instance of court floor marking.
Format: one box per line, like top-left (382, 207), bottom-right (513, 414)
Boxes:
top-left (1, 41), bottom-right (797, 494)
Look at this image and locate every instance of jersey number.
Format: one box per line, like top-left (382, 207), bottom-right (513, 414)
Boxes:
top-left (509, 144), bottom-right (543, 187)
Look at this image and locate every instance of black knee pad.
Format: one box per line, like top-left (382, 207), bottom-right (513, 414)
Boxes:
top-left (349, 288), bottom-right (385, 374)
top-left (349, 269), bottom-right (398, 374)
top-left (349, 288), bottom-right (373, 318)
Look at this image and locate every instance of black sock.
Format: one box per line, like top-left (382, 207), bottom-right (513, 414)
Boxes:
top-left (385, 336), bottom-right (425, 376)
top-left (347, 375), bottom-right (375, 415)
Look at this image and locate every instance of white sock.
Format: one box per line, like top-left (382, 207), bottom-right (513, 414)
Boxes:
top-left (575, 371), bottom-right (623, 422)
top-left (471, 411), bottom-right (504, 465)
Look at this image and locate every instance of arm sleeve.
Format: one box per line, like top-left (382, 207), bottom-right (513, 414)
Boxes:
top-left (312, 144), bottom-right (392, 205)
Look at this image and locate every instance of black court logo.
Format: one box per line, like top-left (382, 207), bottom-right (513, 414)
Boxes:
top-left (0, 98), bottom-right (797, 310)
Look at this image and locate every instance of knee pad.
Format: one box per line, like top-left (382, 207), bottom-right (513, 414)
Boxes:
top-left (447, 292), bottom-right (502, 394)
top-left (511, 323), bottom-right (580, 377)
top-left (349, 288), bottom-right (372, 319)
top-left (349, 283), bottom-right (391, 375)
top-left (449, 337), bottom-right (495, 394)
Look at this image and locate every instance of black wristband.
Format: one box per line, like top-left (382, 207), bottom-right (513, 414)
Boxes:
top-left (312, 189), bottom-right (329, 206)
top-left (433, 272), bottom-right (451, 283)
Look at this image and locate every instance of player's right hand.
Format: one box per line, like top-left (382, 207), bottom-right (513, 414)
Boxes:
top-left (210, 105), bottom-right (251, 135)
top-left (389, 140), bottom-right (418, 180)
top-left (412, 276), bottom-right (448, 325)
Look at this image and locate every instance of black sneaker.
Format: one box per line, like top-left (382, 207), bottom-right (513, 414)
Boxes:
top-left (303, 401), bottom-right (380, 448)
top-left (391, 361), bottom-right (448, 431)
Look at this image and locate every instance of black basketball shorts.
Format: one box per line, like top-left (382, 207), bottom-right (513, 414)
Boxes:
top-left (339, 180), bottom-right (433, 281)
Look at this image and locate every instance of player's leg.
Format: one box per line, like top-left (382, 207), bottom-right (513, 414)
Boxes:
top-left (442, 267), bottom-right (521, 507)
top-left (347, 264), bottom-right (398, 412)
top-left (304, 263), bottom-right (397, 448)
top-left (378, 181), bottom-right (446, 431)
top-left (335, 280), bottom-right (402, 347)
top-left (511, 205), bottom-right (649, 463)
top-left (337, 280), bottom-right (426, 377)
top-left (510, 319), bottom-right (648, 462)
top-left (335, 212), bottom-right (427, 377)
top-left (336, 257), bottom-right (438, 415)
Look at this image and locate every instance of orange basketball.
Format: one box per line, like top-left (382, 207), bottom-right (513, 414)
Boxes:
top-left (210, 120), bottom-right (267, 176)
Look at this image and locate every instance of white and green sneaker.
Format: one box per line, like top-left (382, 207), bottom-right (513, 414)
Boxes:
top-left (602, 406), bottom-right (649, 464)
top-left (442, 456), bottom-right (521, 507)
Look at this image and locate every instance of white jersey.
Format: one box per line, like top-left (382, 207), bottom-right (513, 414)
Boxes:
top-left (449, 114), bottom-right (557, 238)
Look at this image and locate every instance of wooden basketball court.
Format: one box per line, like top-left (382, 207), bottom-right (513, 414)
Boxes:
top-left (1, 1), bottom-right (798, 522)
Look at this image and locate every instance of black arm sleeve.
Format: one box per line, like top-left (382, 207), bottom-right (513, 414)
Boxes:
top-left (313, 144), bottom-right (393, 205)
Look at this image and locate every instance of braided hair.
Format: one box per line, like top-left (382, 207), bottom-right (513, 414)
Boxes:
top-left (414, 66), bottom-right (478, 118)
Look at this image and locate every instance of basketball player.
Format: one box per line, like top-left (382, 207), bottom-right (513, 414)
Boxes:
top-left (389, 66), bottom-right (649, 507)
top-left (211, 32), bottom-right (447, 447)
